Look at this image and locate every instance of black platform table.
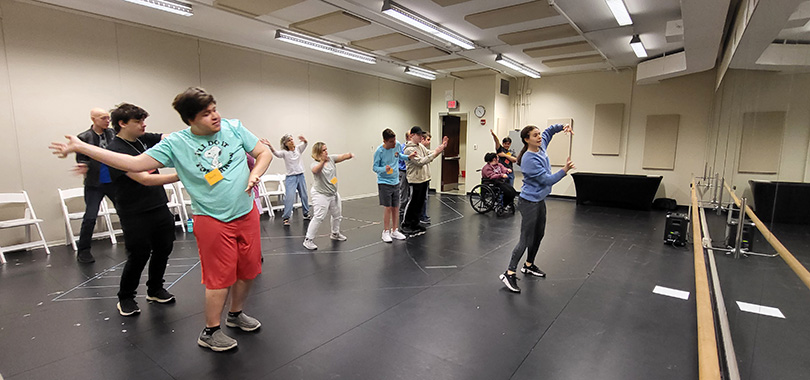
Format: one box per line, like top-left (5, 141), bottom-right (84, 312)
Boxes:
top-left (572, 172), bottom-right (663, 210)
top-left (749, 180), bottom-right (810, 225)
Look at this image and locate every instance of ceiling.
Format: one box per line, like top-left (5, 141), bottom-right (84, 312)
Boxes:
top-left (26, 0), bottom-right (810, 87)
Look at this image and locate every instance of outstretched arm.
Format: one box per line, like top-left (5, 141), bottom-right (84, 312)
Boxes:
top-left (126, 172), bottom-right (179, 187)
top-left (51, 135), bottom-right (162, 172)
top-left (335, 152), bottom-right (354, 163)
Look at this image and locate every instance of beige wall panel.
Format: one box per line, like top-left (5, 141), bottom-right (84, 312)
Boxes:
top-left (592, 103), bottom-right (624, 155)
top-left (710, 70), bottom-right (810, 192)
top-left (738, 111), bottom-right (784, 174)
top-left (642, 114), bottom-right (680, 170)
top-left (523, 70), bottom-right (634, 196)
top-left (628, 70), bottom-right (714, 203)
top-left (0, 15), bottom-right (22, 193)
top-left (115, 24), bottom-right (201, 134)
top-left (2, 0), bottom-right (121, 243)
top-left (546, 118), bottom-right (571, 166)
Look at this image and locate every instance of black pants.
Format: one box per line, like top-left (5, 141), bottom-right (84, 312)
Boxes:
top-left (486, 179), bottom-right (516, 206)
top-left (117, 206), bottom-right (176, 300)
top-left (508, 198), bottom-right (547, 272)
top-left (403, 181), bottom-right (428, 229)
top-left (77, 183), bottom-right (116, 252)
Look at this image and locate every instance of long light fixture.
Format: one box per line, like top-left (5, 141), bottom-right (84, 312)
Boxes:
top-left (495, 54), bottom-right (541, 79)
top-left (275, 30), bottom-right (376, 65)
top-left (123, 0), bottom-right (193, 17)
top-left (604, 0), bottom-right (632, 26)
top-left (404, 67), bottom-right (437, 80)
top-left (630, 34), bottom-right (647, 58)
top-left (382, 0), bottom-right (475, 50)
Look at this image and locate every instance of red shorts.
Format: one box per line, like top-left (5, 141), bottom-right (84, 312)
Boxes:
top-left (193, 205), bottom-right (262, 289)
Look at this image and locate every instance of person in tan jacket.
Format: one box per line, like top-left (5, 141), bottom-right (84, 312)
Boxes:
top-left (401, 126), bottom-right (447, 234)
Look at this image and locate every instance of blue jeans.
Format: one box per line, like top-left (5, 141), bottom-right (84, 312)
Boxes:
top-left (283, 173), bottom-right (310, 220)
top-left (506, 171), bottom-right (515, 187)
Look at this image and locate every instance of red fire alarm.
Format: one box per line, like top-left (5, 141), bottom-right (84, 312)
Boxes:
top-left (447, 100), bottom-right (458, 109)
top-left (480, 119), bottom-right (486, 125)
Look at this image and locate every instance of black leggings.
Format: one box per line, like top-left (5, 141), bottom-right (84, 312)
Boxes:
top-left (507, 198), bottom-right (547, 272)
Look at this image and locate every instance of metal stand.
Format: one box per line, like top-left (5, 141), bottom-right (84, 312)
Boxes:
top-left (704, 196), bottom-right (777, 258)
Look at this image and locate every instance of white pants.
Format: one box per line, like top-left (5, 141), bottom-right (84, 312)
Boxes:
top-left (305, 191), bottom-right (342, 239)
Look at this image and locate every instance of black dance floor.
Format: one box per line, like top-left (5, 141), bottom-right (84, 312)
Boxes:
top-left (0, 194), bottom-right (807, 379)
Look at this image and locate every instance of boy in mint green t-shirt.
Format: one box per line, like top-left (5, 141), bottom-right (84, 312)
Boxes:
top-left (51, 87), bottom-right (272, 352)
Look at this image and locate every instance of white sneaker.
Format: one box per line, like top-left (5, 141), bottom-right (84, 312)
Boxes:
top-left (381, 229), bottom-right (393, 243)
top-left (303, 238), bottom-right (318, 250)
top-left (330, 232), bottom-right (347, 241)
top-left (390, 229), bottom-right (407, 240)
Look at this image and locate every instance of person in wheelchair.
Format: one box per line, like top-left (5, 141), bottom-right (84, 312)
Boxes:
top-left (481, 152), bottom-right (517, 212)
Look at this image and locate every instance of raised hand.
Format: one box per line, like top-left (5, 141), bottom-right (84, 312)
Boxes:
top-left (563, 124), bottom-right (574, 136)
top-left (564, 157), bottom-right (576, 173)
top-left (49, 135), bottom-right (83, 158)
top-left (260, 138), bottom-right (273, 150)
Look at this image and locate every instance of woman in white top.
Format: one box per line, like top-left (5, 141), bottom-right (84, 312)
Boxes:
top-left (261, 135), bottom-right (311, 226)
top-left (303, 142), bottom-right (353, 250)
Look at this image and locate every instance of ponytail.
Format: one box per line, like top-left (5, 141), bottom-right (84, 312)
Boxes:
top-left (516, 125), bottom-right (538, 166)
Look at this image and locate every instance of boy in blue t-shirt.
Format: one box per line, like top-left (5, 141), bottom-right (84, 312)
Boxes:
top-left (373, 128), bottom-right (413, 242)
top-left (51, 87), bottom-right (272, 352)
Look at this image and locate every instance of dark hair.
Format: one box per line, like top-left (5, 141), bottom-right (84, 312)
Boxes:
top-left (502, 137), bottom-right (512, 144)
top-left (172, 87), bottom-right (216, 126)
top-left (517, 125), bottom-right (539, 166)
top-left (110, 103), bottom-right (149, 133)
top-left (382, 128), bottom-right (396, 140)
top-left (484, 152), bottom-right (497, 162)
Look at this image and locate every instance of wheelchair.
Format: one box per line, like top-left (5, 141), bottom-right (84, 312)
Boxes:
top-left (468, 176), bottom-right (515, 217)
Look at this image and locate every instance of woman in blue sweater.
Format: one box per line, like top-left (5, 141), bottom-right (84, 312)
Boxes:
top-left (499, 123), bottom-right (574, 293)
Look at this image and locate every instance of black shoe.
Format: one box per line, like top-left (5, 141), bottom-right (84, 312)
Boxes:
top-left (520, 264), bottom-right (546, 277)
top-left (415, 225), bottom-right (427, 233)
top-left (499, 272), bottom-right (521, 293)
top-left (117, 298), bottom-right (141, 316)
top-left (146, 288), bottom-right (176, 303)
top-left (77, 250), bottom-right (95, 264)
top-left (400, 226), bottom-right (416, 235)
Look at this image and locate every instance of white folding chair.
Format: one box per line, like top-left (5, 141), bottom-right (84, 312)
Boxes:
top-left (164, 183), bottom-right (188, 230)
top-left (257, 174), bottom-right (286, 218)
top-left (175, 181), bottom-right (193, 222)
top-left (0, 191), bottom-right (50, 264)
top-left (58, 187), bottom-right (120, 252)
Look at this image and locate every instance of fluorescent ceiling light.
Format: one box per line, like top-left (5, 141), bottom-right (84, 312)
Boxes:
top-left (495, 54), bottom-right (540, 79)
top-left (630, 34), bottom-right (647, 58)
top-left (382, 0), bottom-right (475, 50)
top-left (404, 67), bottom-right (437, 80)
top-left (123, 0), bottom-right (193, 17)
top-left (275, 30), bottom-right (376, 65)
top-left (604, 0), bottom-right (632, 26)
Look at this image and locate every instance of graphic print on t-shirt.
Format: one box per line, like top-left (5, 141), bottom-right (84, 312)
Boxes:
top-left (194, 140), bottom-right (241, 175)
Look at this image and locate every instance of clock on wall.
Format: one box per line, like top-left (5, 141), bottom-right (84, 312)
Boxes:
top-left (474, 105), bottom-right (486, 118)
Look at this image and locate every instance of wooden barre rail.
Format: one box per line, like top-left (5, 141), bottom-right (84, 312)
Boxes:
top-left (692, 180), bottom-right (721, 379)
top-left (724, 182), bottom-right (810, 291)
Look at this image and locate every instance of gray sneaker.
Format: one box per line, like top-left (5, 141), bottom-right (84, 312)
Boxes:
top-left (197, 329), bottom-right (237, 352)
top-left (330, 232), bottom-right (347, 241)
top-left (303, 238), bottom-right (318, 250)
top-left (226, 312), bottom-right (262, 332)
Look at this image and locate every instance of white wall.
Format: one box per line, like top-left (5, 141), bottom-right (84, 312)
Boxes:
top-left (0, 0), bottom-right (429, 245)
top-left (433, 69), bottom-right (720, 205)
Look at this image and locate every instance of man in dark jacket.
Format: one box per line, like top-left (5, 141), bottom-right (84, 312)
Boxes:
top-left (74, 107), bottom-right (116, 263)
